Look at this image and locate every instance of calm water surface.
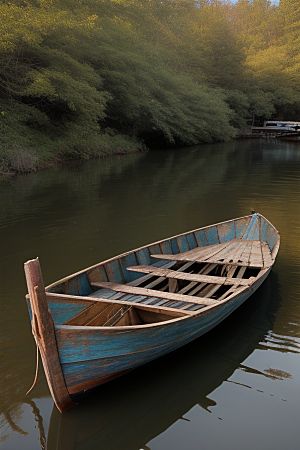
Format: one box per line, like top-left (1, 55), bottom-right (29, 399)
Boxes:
top-left (0, 139), bottom-right (299, 450)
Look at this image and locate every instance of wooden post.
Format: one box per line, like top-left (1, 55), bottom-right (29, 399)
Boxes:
top-left (24, 258), bottom-right (75, 413)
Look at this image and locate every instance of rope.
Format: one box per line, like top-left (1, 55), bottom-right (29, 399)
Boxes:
top-left (26, 344), bottom-right (39, 395)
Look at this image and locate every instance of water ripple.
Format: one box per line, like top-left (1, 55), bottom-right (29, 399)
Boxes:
top-left (259, 331), bottom-right (300, 353)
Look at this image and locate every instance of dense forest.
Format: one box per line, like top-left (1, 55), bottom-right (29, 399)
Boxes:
top-left (0, 0), bottom-right (299, 173)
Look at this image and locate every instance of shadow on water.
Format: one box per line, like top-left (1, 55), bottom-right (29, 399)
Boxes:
top-left (46, 273), bottom-right (280, 450)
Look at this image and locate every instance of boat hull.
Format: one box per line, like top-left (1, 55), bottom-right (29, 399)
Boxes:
top-left (24, 212), bottom-right (279, 412)
top-left (55, 268), bottom-right (269, 396)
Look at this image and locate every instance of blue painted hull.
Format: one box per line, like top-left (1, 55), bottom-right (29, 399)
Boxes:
top-left (54, 269), bottom-right (269, 395)
top-left (25, 212), bottom-right (280, 410)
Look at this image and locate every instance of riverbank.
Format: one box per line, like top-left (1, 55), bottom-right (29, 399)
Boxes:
top-left (0, 133), bottom-right (147, 178)
top-left (2, 126), bottom-right (290, 179)
top-left (0, 127), bottom-right (233, 178)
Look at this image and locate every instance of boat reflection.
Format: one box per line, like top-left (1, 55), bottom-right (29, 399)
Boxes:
top-left (47, 273), bottom-right (280, 450)
top-left (249, 139), bottom-right (300, 162)
top-left (0, 373), bottom-right (47, 447)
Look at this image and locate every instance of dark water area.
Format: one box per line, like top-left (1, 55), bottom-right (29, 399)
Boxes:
top-left (0, 138), bottom-right (299, 450)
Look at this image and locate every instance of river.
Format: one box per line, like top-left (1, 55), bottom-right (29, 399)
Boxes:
top-left (0, 138), bottom-right (299, 450)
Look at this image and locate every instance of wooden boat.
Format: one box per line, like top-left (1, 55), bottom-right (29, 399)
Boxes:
top-left (24, 212), bottom-right (280, 413)
top-left (47, 275), bottom-right (277, 450)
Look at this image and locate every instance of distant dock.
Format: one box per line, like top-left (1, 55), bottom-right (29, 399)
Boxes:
top-left (251, 127), bottom-right (300, 140)
top-left (237, 127), bottom-right (300, 140)
top-left (251, 127), bottom-right (299, 136)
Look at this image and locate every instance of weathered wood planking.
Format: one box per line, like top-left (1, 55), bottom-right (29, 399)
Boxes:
top-left (47, 298), bottom-right (92, 324)
top-left (151, 239), bottom-right (272, 268)
top-left (24, 212), bottom-right (280, 412)
top-left (151, 240), bottom-right (235, 262)
top-left (126, 265), bottom-right (252, 286)
top-left (54, 276), bottom-right (269, 394)
top-left (176, 263), bottom-right (211, 293)
top-left (64, 302), bottom-right (116, 326)
top-left (24, 258), bottom-right (75, 412)
top-left (45, 214), bottom-right (275, 298)
top-left (261, 243), bottom-right (273, 267)
top-left (46, 292), bottom-right (195, 318)
top-left (177, 263), bottom-right (218, 295)
top-left (205, 226), bottom-right (219, 245)
top-left (217, 221), bottom-right (235, 243)
top-left (91, 282), bottom-right (220, 306)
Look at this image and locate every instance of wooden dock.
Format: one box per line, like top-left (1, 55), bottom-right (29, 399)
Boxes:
top-left (251, 127), bottom-right (300, 138)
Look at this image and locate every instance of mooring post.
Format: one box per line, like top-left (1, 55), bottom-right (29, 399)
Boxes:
top-left (24, 258), bottom-right (75, 412)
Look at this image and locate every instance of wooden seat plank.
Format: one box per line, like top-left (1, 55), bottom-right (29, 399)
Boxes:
top-left (143, 261), bottom-right (195, 291)
top-left (46, 292), bottom-right (195, 317)
top-left (186, 240), bottom-right (235, 262)
top-left (126, 265), bottom-right (251, 286)
top-left (203, 239), bottom-right (241, 262)
top-left (152, 240), bottom-right (235, 263)
top-left (221, 240), bottom-right (249, 264)
top-left (128, 260), bottom-right (176, 287)
top-left (91, 282), bottom-right (219, 306)
top-left (249, 241), bottom-right (263, 267)
top-left (239, 241), bottom-right (254, 266)
top-left (89, 260), bottom-right (180, 303)
top-left (151, 239), bottom-right (270, 268)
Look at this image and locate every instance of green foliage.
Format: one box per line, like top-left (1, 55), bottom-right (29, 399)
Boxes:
top-left (0, 99), bottom-right (143, 173)
top-left (224, 90), bottom-right (250, 129)
top-left (69, 18), bottom-right (234, 145)
top-left (1, 0), bottom-right (299, 173)
top-left (0, 100), bottom-right (55, 172)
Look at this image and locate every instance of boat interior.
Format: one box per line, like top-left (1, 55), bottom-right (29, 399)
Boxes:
top-left (60, 257), bottom-right (263, 328)
top-left (46, 213), bottom-right (278, 328)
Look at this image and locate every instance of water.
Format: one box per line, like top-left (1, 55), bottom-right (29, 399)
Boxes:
top-left (0, 138), bottom-right (299, 450)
